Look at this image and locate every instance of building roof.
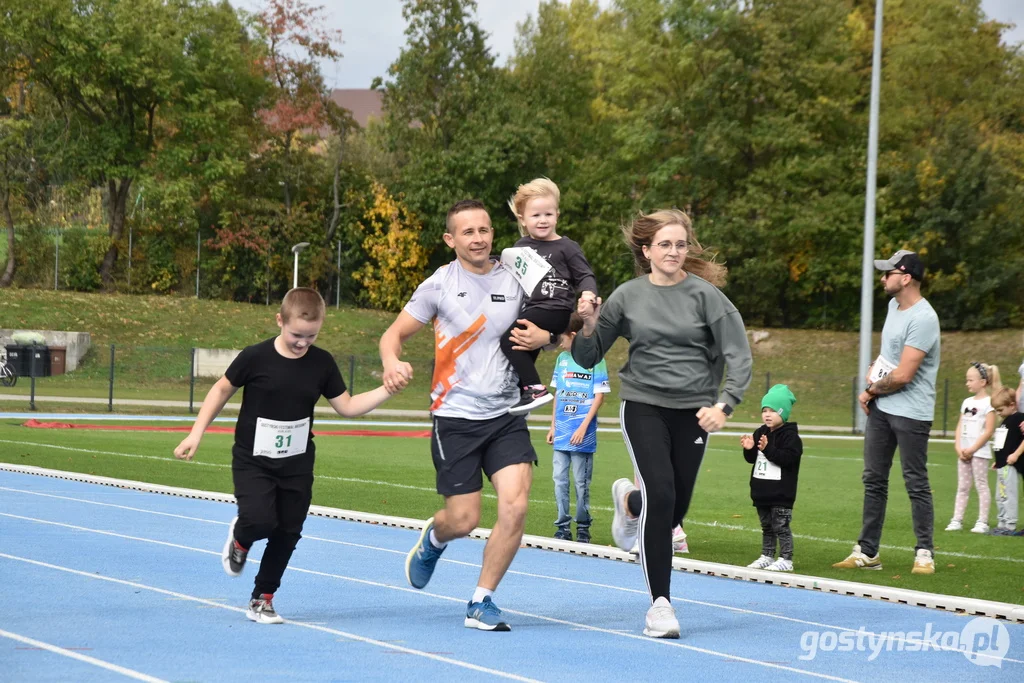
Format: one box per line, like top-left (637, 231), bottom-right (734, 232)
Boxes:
top-left (329, 89), bottom-right (384, 128)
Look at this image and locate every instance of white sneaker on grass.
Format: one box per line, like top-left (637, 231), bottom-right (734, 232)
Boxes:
top-left (970, 521), bottom-right (989, 534)
top-left (643, 597), bottom-right (680, 639)
top-left (747, 555), bottom-right (774, 569)
top-left (944, 519), bottom-right (962, 532)
top-left (765, 558), bottom-right (793, 572)
top-left (611, 478), bottom-right (639, 551)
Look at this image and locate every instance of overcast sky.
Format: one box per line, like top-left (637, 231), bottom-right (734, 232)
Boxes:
top-left (238, 1), bottom-right (1024, 89)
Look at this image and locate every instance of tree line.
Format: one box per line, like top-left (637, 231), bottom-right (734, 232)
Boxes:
top-left (2, 0), bottom-right (1022, 330)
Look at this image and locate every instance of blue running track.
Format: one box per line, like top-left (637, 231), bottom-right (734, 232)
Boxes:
top-left (1, 469), bottom-right (1021, 682)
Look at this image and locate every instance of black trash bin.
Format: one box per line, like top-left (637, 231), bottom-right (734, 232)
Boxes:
top-left (6, 345), bottom-right (50, 377)
top-left (27, 347), bottom-right (51, 377)
top-left (5, 345), bottom-right (27, 376)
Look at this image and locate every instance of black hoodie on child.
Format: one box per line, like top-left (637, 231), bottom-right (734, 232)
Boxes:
top-left (742, 422), bottom-right (803, 508)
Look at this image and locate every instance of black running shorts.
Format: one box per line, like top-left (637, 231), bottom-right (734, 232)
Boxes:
top-left (430, 412), bottom-right (537, 496)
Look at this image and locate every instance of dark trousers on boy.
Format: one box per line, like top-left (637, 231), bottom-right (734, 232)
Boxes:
top-left (232, 458), bottom-right (312, 598)
top-left (756, 506), bottom-right (793, 560)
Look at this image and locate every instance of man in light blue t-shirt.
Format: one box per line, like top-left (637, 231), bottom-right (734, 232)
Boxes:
top-left (833, 250), bottom-right (940, 576)
top-left (547, 314), bottom-right (611, 544)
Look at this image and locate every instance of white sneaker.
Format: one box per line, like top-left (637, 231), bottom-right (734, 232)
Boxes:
top-left (672, 526), bottom-right (688, 553)
top-left (911, 548), bottom-right (935, 575)
top-left (765, 558), bottom-right (793, 572)
top-left (611, 478), bottom-right (639, 551)
top-left (970, 521), bottom-right (989, 534)
top-left (629, 539), bottom-right (640, 555)
top-left (747, 554), bottom-right (774, 569)
top-left (643, 597), bottom-right (680, 639)
top-left (944, 519), bottom-right (962, 531)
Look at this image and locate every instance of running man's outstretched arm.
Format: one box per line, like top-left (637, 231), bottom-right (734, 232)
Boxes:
top-left (174, 376), bottom-right (238, 460)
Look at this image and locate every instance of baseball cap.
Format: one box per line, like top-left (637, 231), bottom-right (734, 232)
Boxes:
top-left (873, 250), bottom-right (924, 281)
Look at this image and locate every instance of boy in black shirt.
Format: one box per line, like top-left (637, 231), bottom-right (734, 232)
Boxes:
top-left (741, 384), bottom-right (803, 572)
top-left (174, 288), bottom-right (398, 623)
top-left (990, 387), bottom-right (1024, 535)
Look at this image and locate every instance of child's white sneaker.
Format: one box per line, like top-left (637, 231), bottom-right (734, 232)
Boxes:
top-left (970, 521), bottom-right (989, 534)
top-left (643, 597), bottom-right (679, 639)
top-left (944, 519), bottom-right (962, 531)
top-left (747, 554), bottom-right (774, 569)
top-left (765, 558), bottom-right (793, 572)
top-left (672, 526), bottom-right (688, 554)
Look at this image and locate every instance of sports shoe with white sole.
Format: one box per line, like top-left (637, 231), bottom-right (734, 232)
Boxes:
top-left (221, 516), bottom-right (248, 577)
top-left (406, 517), bottom-right (445, 589)
top-left (831, 544), bottom-right (882, 570)
top-left (970, 521), bottom-right (989, 534)
top-left (765, 558), bottom-right (793, 572)
top-left (911, 548), bottom-right (935, 575)
top-left (944, 519), bottom-right (963, 532)
top-left (508, 386), bottom-right (554, 416)
top-left (672, 525), bottom-right (688, 554)
top-left (464, 596), bottom-right (511, 632)
top-left (246, 594), bottom-right (284, 624)
top-left (611, 478), bottom-right (639, 551)
top-left (747, 554), bottom-right (775, 569)
top-left (643, 597), bottom-right (680, 639)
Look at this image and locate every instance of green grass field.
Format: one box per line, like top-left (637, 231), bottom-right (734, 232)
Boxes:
top-left (2, 418), bottom-right (1021, 606)
top-left (3, 289), bottom-right (1024, 429)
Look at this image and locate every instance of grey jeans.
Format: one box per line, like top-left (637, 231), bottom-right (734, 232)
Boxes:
top-left (858, 407), bottom-right (934, 557)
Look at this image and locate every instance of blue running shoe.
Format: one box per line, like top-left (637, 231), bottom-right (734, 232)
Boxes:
top-left (464, 596), bottom-right (511, 632)
top-left (406, 517), bottom-right (445, 589)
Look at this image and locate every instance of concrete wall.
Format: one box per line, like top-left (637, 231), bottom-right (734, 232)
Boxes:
top-left (0, 330), bottom-right (91, 372)
top-left (193, 348), bottom-right (241, 378)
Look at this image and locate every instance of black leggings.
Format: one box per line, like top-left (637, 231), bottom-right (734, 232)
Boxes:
top-left (499, 307), bottom-right (571, 388)
top-left (620, 401), bottom-right (707, 602)
top-left (232, 460), bottom-right (313, 598)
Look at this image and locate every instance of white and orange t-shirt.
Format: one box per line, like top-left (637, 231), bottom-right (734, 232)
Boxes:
top-left (405, 259), bottom-right (524, 419)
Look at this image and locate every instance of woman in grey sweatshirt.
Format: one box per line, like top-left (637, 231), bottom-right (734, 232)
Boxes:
top-left (572, 208), bottom-right (752, 639)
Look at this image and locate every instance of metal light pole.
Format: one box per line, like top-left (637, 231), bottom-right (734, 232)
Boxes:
top-left (196, 228), bottom-right (201, 298)
top-left (856, 0), bottom-right (885, 433)
top-left (336, 240), bottom-right (341, 309)
top-left (291, 242), bottom-right (310, 289)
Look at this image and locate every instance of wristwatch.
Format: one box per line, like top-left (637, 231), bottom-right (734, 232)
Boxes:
top-left (715, 402), bottom-right (734, 417)
top-left (549, 331), bottom-right (558, 345)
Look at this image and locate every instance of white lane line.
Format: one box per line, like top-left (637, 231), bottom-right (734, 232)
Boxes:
top-left (3, 509), bottom-right (1019, 668)
top-left (2, 463), bottom-right (1019, 565)
top-left (0, 553), bottom-right (540, 682)
top-left (0, 511), bottom-right (970, 679)
top-left (0, 628), bottom-right (168, 683)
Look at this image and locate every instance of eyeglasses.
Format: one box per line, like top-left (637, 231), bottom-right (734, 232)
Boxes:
top-left (652, 240), bottom-right (689, 252)
top-left (882, 270), bottom-right (905, 279)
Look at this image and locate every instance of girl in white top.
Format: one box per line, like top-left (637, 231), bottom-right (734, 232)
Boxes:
top-left (946, 362), bottom-right (1001, 533)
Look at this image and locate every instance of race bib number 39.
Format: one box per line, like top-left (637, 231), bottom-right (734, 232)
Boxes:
top-left (753, 452), bottom-right (782, 481)
top-left (254, 417), bottom-right (310, 458)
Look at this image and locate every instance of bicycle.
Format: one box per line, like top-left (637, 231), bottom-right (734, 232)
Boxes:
top-left (0, 349), bottom-right (18, 387)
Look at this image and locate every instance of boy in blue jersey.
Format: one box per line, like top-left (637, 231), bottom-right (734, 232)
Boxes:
top-left (547, 313), bottom-right (611, 543)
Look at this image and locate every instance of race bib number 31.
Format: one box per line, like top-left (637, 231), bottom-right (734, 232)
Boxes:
top-left (254, 417), bottom-right (310, 458)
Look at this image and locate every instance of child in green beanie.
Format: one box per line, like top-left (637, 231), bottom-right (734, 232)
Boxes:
top-left (740, 384), bottom-right (804, 572)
